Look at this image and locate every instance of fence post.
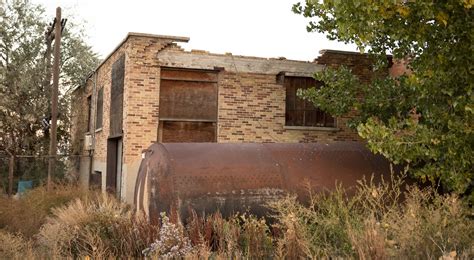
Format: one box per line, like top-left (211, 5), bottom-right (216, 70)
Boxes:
top-left (8, 155), bottom-right (14, 196)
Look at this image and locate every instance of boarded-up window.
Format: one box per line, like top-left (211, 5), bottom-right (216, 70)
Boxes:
top-left (110, 55), bottom-right (125, 137)
top-left (159, 68), bottom-right (218, 142)
top-left (160, 80), bottom-right (217, 121)
top-left (87, 95), bottom-right (92, 132)
top-left (96, 87), bottom-right (103, 129)
top-left (160, 121), bottom-right (216, 142)
top-left (285, 77), bottom-right (335, 127)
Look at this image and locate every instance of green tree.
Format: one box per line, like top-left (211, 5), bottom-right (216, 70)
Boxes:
top-left (293, 1), bottom-right (473, 199)
top-left (0, 0), bottom-right (99, 189)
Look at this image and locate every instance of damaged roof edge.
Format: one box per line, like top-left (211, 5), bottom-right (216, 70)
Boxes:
top-left (73, 32), bottom-right (190, 93)
top-left (157, 50), bottom-right (324, 75)
top-left (319, 49), bottom-right (393, 57)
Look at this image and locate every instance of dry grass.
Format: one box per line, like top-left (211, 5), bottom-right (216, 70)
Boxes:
top-left (37, 193), bottom-right (159, 258)
top-left (0, 183), bottom-right (87, 238)
top-left (383, 188), bottom-right (474, 258)
top-left (184, 210), bottom-right (273, 259)
top-left (269, 174), bottom-right (474, 259)
top-left (0, 230), bottom-right (31, 258)
top-left (1, 177), bottom-right (473, 259)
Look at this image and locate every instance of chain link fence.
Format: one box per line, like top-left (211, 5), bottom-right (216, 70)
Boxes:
top-left (0, 154), bottom-right (86, 195)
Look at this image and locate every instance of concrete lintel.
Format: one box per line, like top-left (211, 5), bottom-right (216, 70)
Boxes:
top-left (283, 126), bottom-right (340, 132)
top-left (280, 71), bottom-right (316, 78)
top-left (157, 50), bottom-right (324, 75)
top-left (128, 32), bottom-right (189, 42)
top-left (319, 49), bottom-right (393, 58)
top-left (319, 49), bottom-right (366, 56)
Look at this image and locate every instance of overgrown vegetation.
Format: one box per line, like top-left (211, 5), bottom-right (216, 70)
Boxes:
top-left (0, 0), bottom-right (99, 189)
top-left (37, 194), bottom-right (159, 258)
top-left (0, 184), bottom-right (86, 238)
top-left (271, 175), bottom-right (474, 259)
top-left (1, 178), bottom-right (472, 259)
top-left (293, 0), bottom-right (474, 201)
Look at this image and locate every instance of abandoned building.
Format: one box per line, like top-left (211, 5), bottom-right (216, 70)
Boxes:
top-left (71, 32), bottom-right (398, 204)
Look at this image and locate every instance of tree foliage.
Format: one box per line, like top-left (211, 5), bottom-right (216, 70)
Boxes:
top-left (294, 0), bottom-right (473, 199)
top-left (0, 0), bottom-right (99, 188)
top-left (0, 0), bottom-right (99, 156)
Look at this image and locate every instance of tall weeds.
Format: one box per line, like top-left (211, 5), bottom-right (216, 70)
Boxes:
top-left (0, 230), bottom-right (34, 258)
top-left (37, 193), bottom-right (159, 258)
top-left (185, 210), bottom-right (273, 259)
top-left (0, 183), bottom-right (87, 238)
top-left (1, 176), bottom-right (473, 259)
top-left (270, 174), bottom-right (474, 259)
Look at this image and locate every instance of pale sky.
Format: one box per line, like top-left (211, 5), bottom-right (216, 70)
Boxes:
top-left (32, 0), bottom-right (358, 62)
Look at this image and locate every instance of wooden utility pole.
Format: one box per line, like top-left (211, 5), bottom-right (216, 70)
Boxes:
top-left (47, 7), bottom-right (63, 190)
top-left (6, 150), bottom-right (14, 196)
top-left (44, 23), bottom-right (53, 100)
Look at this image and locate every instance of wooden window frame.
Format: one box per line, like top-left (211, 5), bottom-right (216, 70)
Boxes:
top-left (284, 76), bottom-right (336, 128)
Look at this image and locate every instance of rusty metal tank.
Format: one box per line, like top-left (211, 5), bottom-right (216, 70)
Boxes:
top-left (134, 142), bottom-right (393, 221)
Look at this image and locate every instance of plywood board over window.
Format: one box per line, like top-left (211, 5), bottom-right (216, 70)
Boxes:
top-left (110, 55), bottom-right (125, 137)
top-left (96, 87), bottom-right (103, 130)
top-left (86, 95), bottom-right (92, 132)
top-left (159, 68), bottom-right (218, 142)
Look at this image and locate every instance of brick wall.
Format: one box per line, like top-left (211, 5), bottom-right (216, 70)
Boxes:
top-left (71, 86), bottom-right (88, 155)
top-left (389, 58), bottom-right (411, 77)
top-left (72, 44), bottom-right (388, 154)
top-left (217, 71), bottom-right (359, 143)
top-left (315, 50), bottom-right (386, 83)
top-left (71, 38), bottom-right (131, 191)
top-left (72, 35), bottom-right (183, 163)
top-left (72, 44), bottom-right (381, 160)
top-left (94, 45), bottom-right (129, 163)
top-left (123, 36), bottom-right (171, 165)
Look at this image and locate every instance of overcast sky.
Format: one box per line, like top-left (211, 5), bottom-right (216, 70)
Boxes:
top-left (32, 0), bottom-right (358, 61)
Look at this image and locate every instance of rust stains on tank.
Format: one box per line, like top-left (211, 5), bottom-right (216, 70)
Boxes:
top-left (134, 142), bottom-right (395, 222)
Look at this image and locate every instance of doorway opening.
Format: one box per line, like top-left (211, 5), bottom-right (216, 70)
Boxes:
top-left (106, 137), bottom-right (123, 198)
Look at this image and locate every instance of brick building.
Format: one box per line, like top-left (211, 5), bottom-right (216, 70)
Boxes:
top-left (71, 33), bottom-right (388, 203)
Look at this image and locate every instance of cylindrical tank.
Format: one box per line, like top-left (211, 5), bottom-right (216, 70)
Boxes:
top-left (134, 142), bottom-right (393, 222)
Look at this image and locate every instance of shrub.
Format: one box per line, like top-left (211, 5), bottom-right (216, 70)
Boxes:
top-left (210, 212), bottom-right (242, 257)
top-left (143, 213), bottom-right (193, 258)
top-left (238, 213), bottom-right (273, 259)
top-left (270, 187), bottom-right (357, 258)
top-left (37, 193), bottom-right (159, 258)
top-left (185, 210), bottom-right (273, 259)
top-left (383, 188), bottom-right (474, 258)
top-left (270, 174), bottom-right (474, 259)
top-left (0, 184), bottom-right (87, 238)
top-left (0, 230), bottom-right (31, 258)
